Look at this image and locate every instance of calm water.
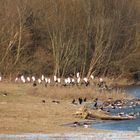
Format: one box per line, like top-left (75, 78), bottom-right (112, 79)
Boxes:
top-left (125, 86), bottom-right (140, 98)
top-left (92, 86), bottom-right (140, 131)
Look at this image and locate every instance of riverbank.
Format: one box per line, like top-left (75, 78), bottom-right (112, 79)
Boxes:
top-left (0, 82), bottom-right (132, 133)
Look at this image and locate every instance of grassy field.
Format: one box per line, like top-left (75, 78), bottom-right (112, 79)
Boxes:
top-left (0, 82), bottom-right (132, 133)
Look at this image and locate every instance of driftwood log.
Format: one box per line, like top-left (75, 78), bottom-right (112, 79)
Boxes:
top-left (74, 106), bottom-right (135, 120)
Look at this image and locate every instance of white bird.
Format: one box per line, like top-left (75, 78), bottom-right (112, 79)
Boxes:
top-left (83, 77), bottom-right (88, 83)
top-left (0, 76), bottom-right (2, 82)
top-left (72, 78), bottom-right (75, 83)
top-left (67, 77), bottom-right (71, 84)
top-left (38, 79), bottom-right (41, 84)
top-left (15, 77), bottom-right (18, 82)
top-left (41, 75), bottom-right (45, 81)
top-left (76, 72), bottom-right (80, 78)
top-left (21, 75), bottom-right (24, 80)
top-left (21, 78), bottom-right (26, 83)
top-left (54, 75), bottom-right (57, 82)
top-left (31, 76), bottom-right (36, 82)
top-left (99, 78), bottom-right (103, 82)
top-left (83, 123), bottom-right (89, 128)
top-left (21, 75), bottom-right (26, 83)
top-left (27, 77), bottom-right (31, 82)
top-left (57, 78), bottom-right (61, 83)
top-left (48, 78), bottom-right (51, 84)
top-left (90, 75), bottom-right (94, 79)
top-left (65, 79), bottom-right (68, 84)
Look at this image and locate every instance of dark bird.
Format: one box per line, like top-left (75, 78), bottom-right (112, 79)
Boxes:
top-left (33, 82), bottom-right (37, 87)
top-left (73, 121), bottom-right (79, 127)
top-left (85, 81), bottom-right (90, 87)
top-left (42, 100), bottom-right (46, 103)
top-left (72, 99), bottom-right (78, 105)
top-left (99, 106), bottom-right (104, 111)
top-left (92, 98), bottom-right (98, 108)
top-left (94, 98), bottom-right (98, 102)
top-left (52, 100), bottom-right (60, 104)
top-left (72, 99), bottom-right (76, 104)
top-left (84, 97), bottom-right (87, 102)
top-left (94, 101), bottom-right (98, 108)
top-left (78, 98), bottom-right (83, 104)
top-left (2, 92), bottom-right (8, 96)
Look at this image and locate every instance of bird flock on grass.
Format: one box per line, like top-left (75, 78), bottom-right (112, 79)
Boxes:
top-left (1, 72), bottom-right (139, 120)
top-left (14, 72), bottom-right (91, 86)
top-left (0, 72), bottom-right (110, 91)
top-left (0, 72), bottom-right (112, 106)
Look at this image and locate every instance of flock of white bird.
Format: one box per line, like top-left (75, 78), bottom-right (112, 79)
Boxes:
top-left (0, 72), bottom-right (104, 87)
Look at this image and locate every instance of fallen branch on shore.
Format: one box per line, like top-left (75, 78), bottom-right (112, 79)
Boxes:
top-left (74, 106), bottom-right (135, 120)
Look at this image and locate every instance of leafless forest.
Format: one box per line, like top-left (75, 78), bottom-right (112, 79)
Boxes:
top-left (0, 0), bottom-right (139, 81)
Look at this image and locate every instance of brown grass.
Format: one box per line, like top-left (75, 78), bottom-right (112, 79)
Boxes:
top-left (0, 82), bottom-right (132, 133)
top-left (0, 81), bottom-right (132, 102)
top-left (28, 85), bottom-right (132, 101)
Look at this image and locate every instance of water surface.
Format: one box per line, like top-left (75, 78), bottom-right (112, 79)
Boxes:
top-left (92, 86), bottom-right (140, 131)
top-left (125, 86), bottom-right (140, 98)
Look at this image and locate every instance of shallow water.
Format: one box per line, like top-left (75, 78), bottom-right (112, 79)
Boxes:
top-left (92, 86), bottom-right (140, 131)
top-left (0, 132), bottom-right (140, 140)
top-left (125, 86), bottom-right (140, 98)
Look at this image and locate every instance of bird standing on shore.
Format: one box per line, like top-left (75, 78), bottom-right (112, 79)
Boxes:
top-left (78, 98), bottom-right (83, 104)
top-left (42, 100), bottom-right (46, 103)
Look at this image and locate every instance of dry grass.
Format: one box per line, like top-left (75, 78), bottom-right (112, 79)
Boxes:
top-left (0, 82), bottom-right (132, 101)
top-left (27, 85), bottom-right (132, 101)
top-left (0, 82), bottom-right (132, 133)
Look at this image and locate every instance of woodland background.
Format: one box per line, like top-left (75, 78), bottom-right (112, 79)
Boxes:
top-left (0, 0), bottom-right (139, 81)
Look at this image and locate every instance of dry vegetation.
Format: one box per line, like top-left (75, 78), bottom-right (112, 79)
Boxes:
top-left (0, 82), bottom-right (131, 100)
top-left (0, 0), bottom-right (139, 82)
top-left (0, 82), bottom-right (132, 133)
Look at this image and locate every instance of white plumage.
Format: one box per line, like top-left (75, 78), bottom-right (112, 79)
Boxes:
top-left (15, 77), bottom-right (18, 82)
top-left (38, 79), bottom-right (41, 84)
top-left (27, 77), bottom-right (31, 82)
top-left (67, 77), bottom-right (71, 84)
top-left (48, 78), bottom-right (51, 84)
top-left (90, 75), bottom-right (94, 79)
top-left (0, 76), bottom-right (2, 81)
top-left (83, 77), bottom-right (88, 83)
top-left (41, 75), bottom-right (45, 81)
top-left (99, 78), bottom-right (103, 82)
top-left (57, 78), bottom-right (61, 83)
top-left (72, 78), bottom-right (75, 83)
top-left (65, 79), bottom-right (68, 84)
top-left (54, 75), bottom-right (57, 82)
top-left (31, 76), bottom-right (36, 82)
top-left (21, 75), bottom-right (26, 83)
top-left (76, 72), bottom-right (80, 78)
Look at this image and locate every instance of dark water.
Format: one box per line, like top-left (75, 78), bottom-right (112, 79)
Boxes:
top-left (92, 86), bottom-right (140, 131)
